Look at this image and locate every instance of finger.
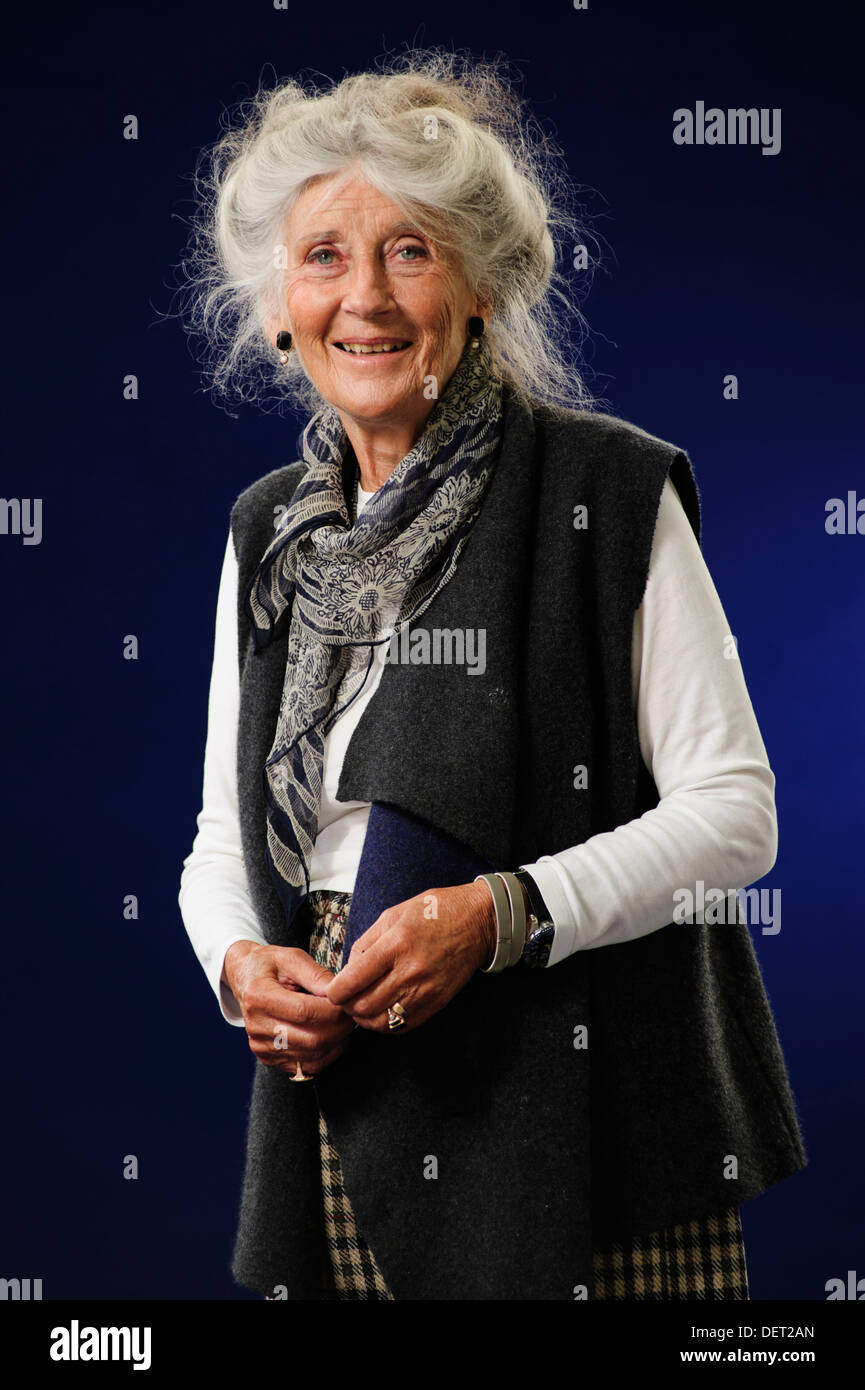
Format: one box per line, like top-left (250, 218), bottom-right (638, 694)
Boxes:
top-left (252, 1018), bottom-right (352, 1065)
top-left (344, 912), bottom-right (391, 960)
top-left (273, 1009), bottom-right (358, 1062)
top-left (352, 994), bottom-right (424, 1034)
top-left (327, 937), bottom-right (395, 1004)
top-left (287, 1011), bottom-right (358, 1054)
top-left (333, 910), bottom-right (396, 981)
top-left (275, 1042), bottom-right (346, 1078)
top-left (273, 950), bottom-right (337, 997)
top-left (342, 978), bottom-right (415, 1025)
top-left (247, 1021), bottom-right (351, 1067)
top-left (252, 979), bottom-right (348, 1027)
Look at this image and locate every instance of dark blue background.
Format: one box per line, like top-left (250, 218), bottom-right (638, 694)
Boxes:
top-left (1, 0), bottom-right (861, 1300)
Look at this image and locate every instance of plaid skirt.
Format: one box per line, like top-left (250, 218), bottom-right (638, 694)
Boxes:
top-left (304, 889), bottom-right (749, 1301)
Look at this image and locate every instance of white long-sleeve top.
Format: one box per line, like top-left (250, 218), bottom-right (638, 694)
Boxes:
top-left (178, 475), bottom-right (778, 1026)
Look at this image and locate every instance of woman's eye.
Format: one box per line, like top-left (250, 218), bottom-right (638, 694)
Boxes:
top-left (304, 244), bottom-right (426, 266)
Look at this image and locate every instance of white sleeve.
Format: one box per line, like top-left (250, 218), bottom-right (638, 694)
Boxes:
top-left (520, 474), bottom-right (778, 965)
top-left (178, 529), bottom-right (268, 1024)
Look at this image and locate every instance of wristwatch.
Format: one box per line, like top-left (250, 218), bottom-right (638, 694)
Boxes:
top-left (512, 869), bottom-right (556, 968)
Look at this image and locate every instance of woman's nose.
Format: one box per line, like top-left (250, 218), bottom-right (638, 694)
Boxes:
top-left (340, 255), bottom-right (395, 317)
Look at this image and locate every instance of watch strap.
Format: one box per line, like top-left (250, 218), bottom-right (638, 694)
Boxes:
top-left (513, 869), bottom-right (556, 968)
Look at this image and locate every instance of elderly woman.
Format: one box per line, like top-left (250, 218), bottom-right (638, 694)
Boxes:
top-left (178, 53), bottom-right (806, 1301)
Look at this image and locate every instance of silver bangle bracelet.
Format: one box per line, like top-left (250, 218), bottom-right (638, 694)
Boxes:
top-left (475, 872), bottom-right (513, 972)
top-left (493, 871), bottom-right (528, 968)
top-left (475, 870), bottom-right (529, 972)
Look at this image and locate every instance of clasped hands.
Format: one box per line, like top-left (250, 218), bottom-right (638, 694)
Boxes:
top-left (224, 882), bottom-right (496, 1078)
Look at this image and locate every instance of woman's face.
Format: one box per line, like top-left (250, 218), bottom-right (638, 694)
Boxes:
top-left (274, 172), bottom-right (482, 441)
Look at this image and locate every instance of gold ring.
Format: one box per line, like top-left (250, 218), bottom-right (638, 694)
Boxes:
top-left (288, 1059), bottom-right (311, 1081)
top-left (387, 1002), bottom-right (407, 1031)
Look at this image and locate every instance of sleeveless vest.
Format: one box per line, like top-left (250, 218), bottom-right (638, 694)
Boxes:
top-left (228, 386), bottom-right (807, 1300)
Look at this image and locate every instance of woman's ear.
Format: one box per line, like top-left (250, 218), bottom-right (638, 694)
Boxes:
top-left (262, 290), bottom-right (290, 350)
top-left (263, 310), bottom-right (281, 348)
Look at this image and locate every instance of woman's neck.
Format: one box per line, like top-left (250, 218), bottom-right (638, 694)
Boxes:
top-left (339, 406), bottom-right (436, 491)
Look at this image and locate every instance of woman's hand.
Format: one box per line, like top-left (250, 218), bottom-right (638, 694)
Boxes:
top-left (324, 882), bottom-right (497, 1033)
top-left (224, 942), bottom-right (356, 1076)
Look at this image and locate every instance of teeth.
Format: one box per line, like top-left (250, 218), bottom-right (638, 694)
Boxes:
top-left (337, 343), bottom-right (408, 354)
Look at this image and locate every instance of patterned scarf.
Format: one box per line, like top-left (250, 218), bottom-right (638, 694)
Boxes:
top-left (243, 337), bottom-right (504, 931)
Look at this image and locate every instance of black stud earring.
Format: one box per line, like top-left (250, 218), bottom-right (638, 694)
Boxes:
top-left (275, 330), bottom-right (292, 364)
top-left (467, 316), bottom-right (485, 351)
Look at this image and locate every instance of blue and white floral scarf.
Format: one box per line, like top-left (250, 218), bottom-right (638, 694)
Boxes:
top-left (243, 338), bottom-right (504, 930)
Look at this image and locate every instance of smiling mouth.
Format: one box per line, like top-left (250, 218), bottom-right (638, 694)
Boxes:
top-left (333, 341), bottom-right (412, 355)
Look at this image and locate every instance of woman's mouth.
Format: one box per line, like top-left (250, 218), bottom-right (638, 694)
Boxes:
top-left (332, 340), bottom-right (412, 355)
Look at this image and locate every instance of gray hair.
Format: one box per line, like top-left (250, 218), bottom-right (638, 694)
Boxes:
top-left (176, 49), bottom-right (609, 416)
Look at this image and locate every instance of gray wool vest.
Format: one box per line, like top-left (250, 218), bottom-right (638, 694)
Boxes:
top-left (227, 386), bottom-right (807, 1301)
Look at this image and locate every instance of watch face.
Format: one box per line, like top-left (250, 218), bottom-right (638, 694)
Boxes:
top-left (521, 921), bottom-right (555, 969)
